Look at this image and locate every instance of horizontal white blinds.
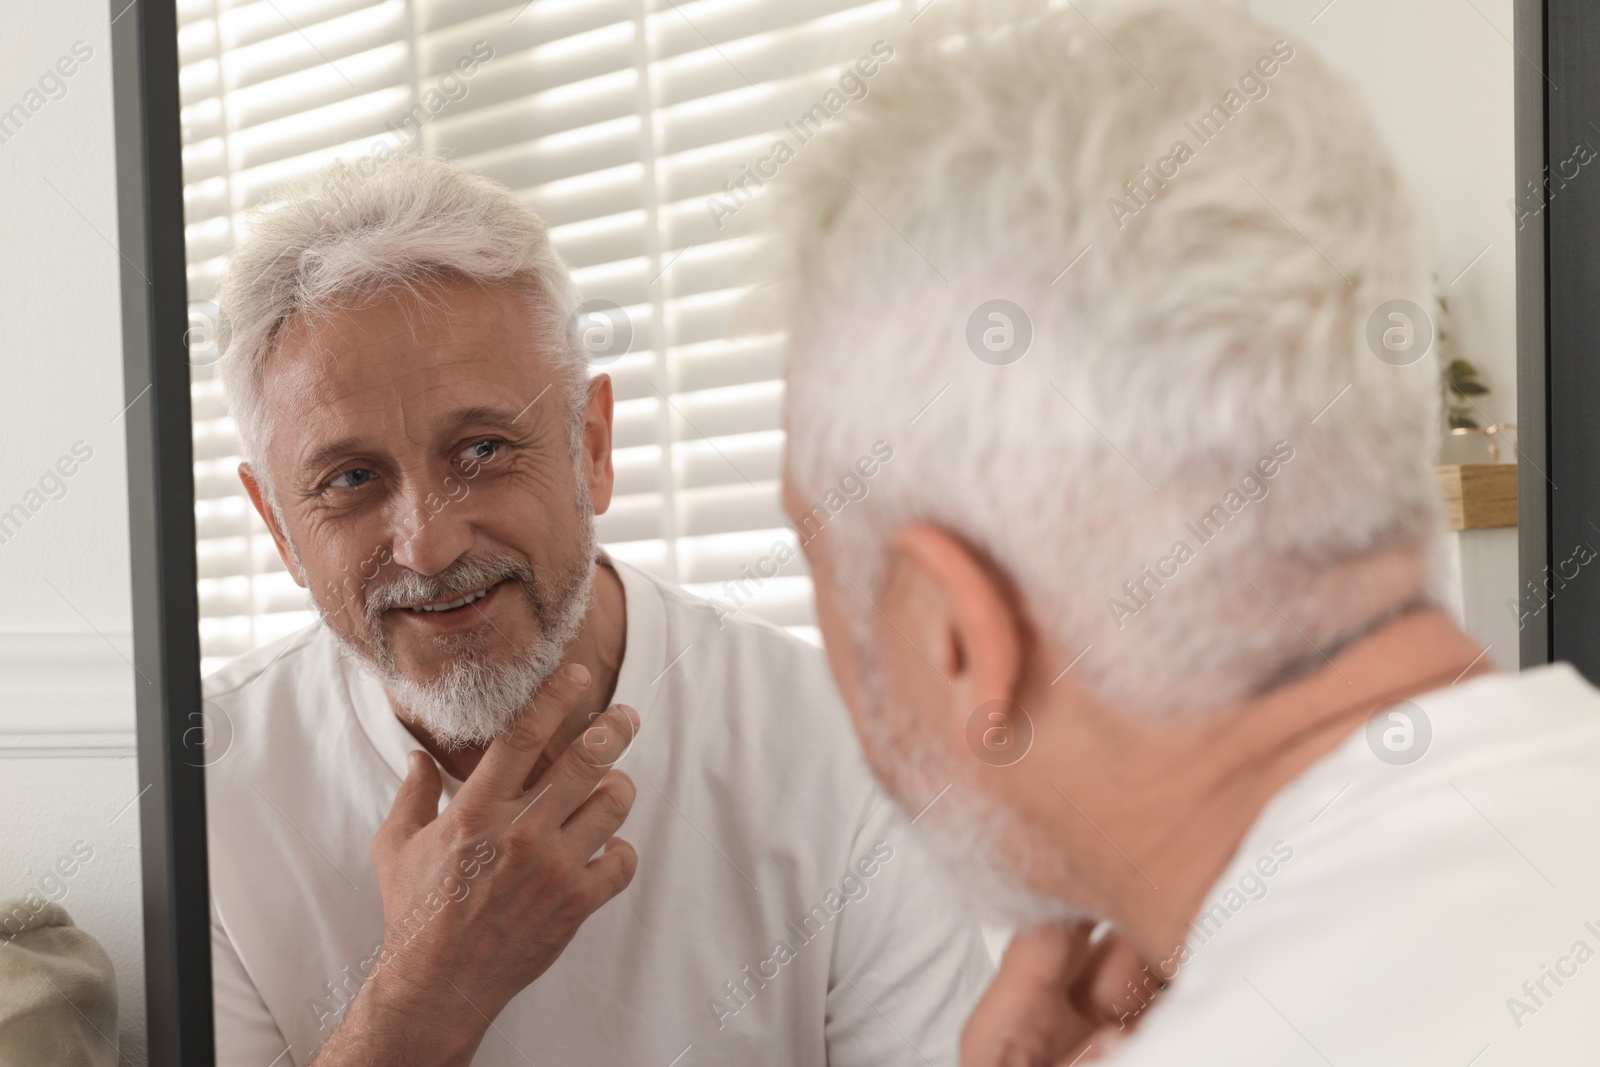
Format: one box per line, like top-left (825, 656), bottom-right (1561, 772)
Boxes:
top-left (180, 0), bottom-right (907, 673)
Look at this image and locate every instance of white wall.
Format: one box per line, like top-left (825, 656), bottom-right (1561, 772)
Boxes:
top-left (0, 0), bottom-right (145, 1062)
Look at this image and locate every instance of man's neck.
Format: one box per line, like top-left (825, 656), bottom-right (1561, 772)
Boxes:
top-left (397, 559), bottom-right (629, 783)
top-left (1060, 608), bottom-right (1488, 965)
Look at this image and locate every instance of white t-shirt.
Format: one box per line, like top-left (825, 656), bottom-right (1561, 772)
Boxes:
top-left (203, 559), bottom-right (992, 1067)
top-left (1106, 663), bottom-right (1600, 1065)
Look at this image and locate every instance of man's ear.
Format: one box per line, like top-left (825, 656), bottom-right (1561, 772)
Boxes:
top-left (879, 524), bottom-right (1027, 717)
top-left (581, 374), bottom-right (616, 515)
top-left (240, 462), bottom-right (305, 589)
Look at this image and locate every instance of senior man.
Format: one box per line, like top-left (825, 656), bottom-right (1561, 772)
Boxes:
top-left (770, 1), bottom-right (1600, 1064)
top-left (201, 154), bottom-right (990, 1066)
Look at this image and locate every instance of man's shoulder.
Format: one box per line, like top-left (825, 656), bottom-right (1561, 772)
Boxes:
top-left (1423, 660), bottom-right (1600, 723)
top-left (202, 623), bottom-right (330, 703)
top-left (626, 560), bottom-right (841, 696)
top-left (621, 560), bottom-right (877, 801)
top-left (201, 624), bottom-right (370, 789)
top-left (1256, 663), bottom-right (1600, 827)
top-left (1106, 664), bottom-right (1600, 1064)
top-left (1265, 666), bottom-right (1600, 891)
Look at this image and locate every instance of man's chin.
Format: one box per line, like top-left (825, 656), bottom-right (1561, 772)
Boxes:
top-left (320, 618), bottom-right (556, 750)
top-left (381, 652), bottom-right (552, 751)
top-left (384, 641), bottom-right (523, 683)
top-left (860, 733), bottom-right (1088, 927)
top-left (912, 786), bottom-right (1093, 930)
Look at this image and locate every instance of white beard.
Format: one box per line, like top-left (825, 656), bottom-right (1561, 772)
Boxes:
top-left (858, 661), bottom-right (1091, 931)
top-left (363, 554), bottom-right (593, 750)
top-left (311, 482), bottom-right (599, 750)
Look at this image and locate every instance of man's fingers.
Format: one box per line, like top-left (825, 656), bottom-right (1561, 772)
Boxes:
top-left (1084, 934), bottom-right (1152, 1024)
top-left (575, 703), bottom-right (638, 772)
top-left (521, 704), bottom-right (639, 824)
top-left (562, 770), bottom-right (637, 856)
top-left (472, 662), bottom-right (592, 799)
top-left (1001, 923), bottom-right (1098, 993)
top-left (583, 836), bottom-right (638, 905)
top-left (378, 751), bottom-right (443, 846)
top-left (961, 923), bottom-right (1101, 1067)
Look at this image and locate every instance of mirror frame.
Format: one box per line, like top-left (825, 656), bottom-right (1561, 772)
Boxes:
top-left (111, 0), bottom-right (214, 1063)
top-left (113, 0), bottom-right (1576, 1062)
top-left (1520, 0), bottom-right (1600, 673)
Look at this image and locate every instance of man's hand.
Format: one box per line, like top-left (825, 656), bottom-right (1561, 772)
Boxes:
top-left (313, 663), bottom-right (640, 1066)
top-left (961, 923), bottom-right (1153, 1067)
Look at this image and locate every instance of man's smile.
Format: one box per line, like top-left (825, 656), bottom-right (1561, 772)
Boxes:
top-left (394, 579), bottom-right (510, 626)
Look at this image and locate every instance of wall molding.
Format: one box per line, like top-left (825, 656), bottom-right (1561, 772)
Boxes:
top-left (0, 633), bottom-right (137, 757)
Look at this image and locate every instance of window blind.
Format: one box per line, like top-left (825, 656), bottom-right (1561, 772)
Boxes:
top-left (179, 0), bottom-right (913, 674)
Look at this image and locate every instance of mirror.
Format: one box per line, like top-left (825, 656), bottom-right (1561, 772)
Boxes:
top-left (62, 0), bottom-right (1596, 1061)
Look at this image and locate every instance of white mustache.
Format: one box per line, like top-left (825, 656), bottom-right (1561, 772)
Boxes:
top-left (364, 556), bottom-right (534, 619)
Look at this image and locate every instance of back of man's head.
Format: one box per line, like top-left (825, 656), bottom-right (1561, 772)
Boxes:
top-left (772, 0), bottom-right (1441, 716)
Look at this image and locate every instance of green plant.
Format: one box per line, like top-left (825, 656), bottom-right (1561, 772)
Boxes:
top-left (1435, 292), bottom-right (1490, 429)
top-left (1444, 357), bottom-right (1489, 428)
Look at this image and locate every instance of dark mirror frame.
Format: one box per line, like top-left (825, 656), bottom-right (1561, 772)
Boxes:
top-left (112, 0), bottom-right (1579, 1061)
top-left (1522, 1), bottom-right (1600, 672)
top-left (111, 0), bottom-right (212, 1063)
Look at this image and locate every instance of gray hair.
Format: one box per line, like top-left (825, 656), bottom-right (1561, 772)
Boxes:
top-left (216, 153), bottom-right (588, 485)
top-left (770, 0), bottom-right (1443, 716)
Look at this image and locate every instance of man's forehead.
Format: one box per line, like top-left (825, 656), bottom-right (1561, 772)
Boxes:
top-left (278, 281), bottom-right (540, 364)
top-left (272, 285), bottom-right (546, 384)
top-left (259, 287), bottom-right (564, 466)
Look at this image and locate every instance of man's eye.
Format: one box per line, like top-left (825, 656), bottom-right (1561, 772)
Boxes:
top-left (329, 468), bottom-right (375, 490)
top-left (463, 440), bottom-right (501, 462)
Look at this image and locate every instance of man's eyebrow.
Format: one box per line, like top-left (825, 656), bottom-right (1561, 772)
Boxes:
top-left (448, 405), bottom-right (545, 432)
top-left (295, 436), bottom-right (366, 483)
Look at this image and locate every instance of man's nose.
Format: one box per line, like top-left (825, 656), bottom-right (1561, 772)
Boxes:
top-left (386, 481), bottom-right (474, 576)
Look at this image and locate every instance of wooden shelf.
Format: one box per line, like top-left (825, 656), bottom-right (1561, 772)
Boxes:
top-left (1437, 464), bottom-right (1517, 531)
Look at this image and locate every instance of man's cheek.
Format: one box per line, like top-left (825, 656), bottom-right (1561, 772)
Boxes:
top-left (814, 585), bottom-right (865, 710)
top-left (320, 578), bottom-right (360, 620)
